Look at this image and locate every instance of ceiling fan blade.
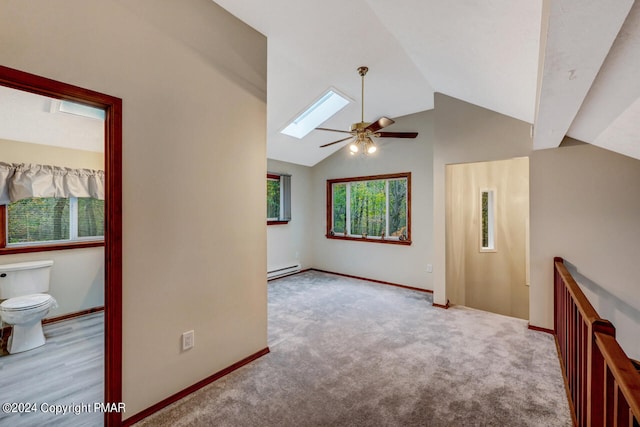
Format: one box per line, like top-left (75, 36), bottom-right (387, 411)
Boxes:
top-left (316, 127), bottom-right (354, 134)
top-left (376, 131), bottom-right (419, 139)
top-left (365, 117), bottom-right (395, 133)
top-left (320, 136), bottom-right (353, 148)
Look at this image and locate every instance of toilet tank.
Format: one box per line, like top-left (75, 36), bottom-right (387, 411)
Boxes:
top-left (0, 260), bottom-right (54, 299)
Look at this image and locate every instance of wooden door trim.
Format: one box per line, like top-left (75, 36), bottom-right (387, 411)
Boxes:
top-left (0, 65), bottom-right (123, 426)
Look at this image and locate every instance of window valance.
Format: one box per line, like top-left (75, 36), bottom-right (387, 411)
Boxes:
top-left (0, 162), bottom-right (105, 205)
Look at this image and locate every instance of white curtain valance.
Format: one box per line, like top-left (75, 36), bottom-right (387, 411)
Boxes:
top-left (0, 162), bottom-right (105, 205)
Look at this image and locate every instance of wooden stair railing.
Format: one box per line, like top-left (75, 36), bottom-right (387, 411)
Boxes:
top-left (553, 257), bottom-right (640, 426)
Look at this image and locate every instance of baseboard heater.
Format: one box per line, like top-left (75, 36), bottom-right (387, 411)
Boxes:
top-left (267, 264), bottom-right (301, 280)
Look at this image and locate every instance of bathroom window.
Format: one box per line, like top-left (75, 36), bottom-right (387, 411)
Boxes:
top-left (327, 172), bottom-right (411, 245)
top-left (480, 189), bottom-right (496, 252)
top-left (1, 197), bottom-right (104, 251)
top-left (267, 173), bottom-right (291, 225)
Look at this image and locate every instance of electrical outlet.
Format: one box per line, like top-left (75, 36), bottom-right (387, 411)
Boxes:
top-left (427, 264), bottom-right (433, 273)
top-left (182, 330), bottom-right (194, 351)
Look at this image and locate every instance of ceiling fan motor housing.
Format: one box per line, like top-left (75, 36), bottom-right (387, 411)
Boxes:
top-left (350, 122), bottom-right (371, 132)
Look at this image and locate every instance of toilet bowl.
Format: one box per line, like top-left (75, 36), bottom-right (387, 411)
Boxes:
top-left (0, 260), bottom-right (55, 354)
top-left (0, 293), bottom-right (57, 354)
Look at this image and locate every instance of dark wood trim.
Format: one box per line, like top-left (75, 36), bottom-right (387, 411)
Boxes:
top-left (0, 65), bottom-right (124, 427)
top-left (44, 306), bottom-right (105, 325)
top-left (327, 172), bottom-right (412, 185)
top-left (309, 269), bottom-right (433, 294)
top-left (0, 240), bottom-right (104, 255)
top-left (122, 347), bottom-right (270, 426)
top-left (553, 335), bottom-right (579, 427)
top-left (432, 300), bottom-right (450, 309)
top-left (325, 234), bottom-right (412, 245)
top-left (0, 206), bottom-right (5, 248)
top-left (1, 306), bottom-right (105, 341)
top-left (326, 172), bottom-right (411, 244)
top-left (527, 324), bottom-right (555, 335)
top-left (266, 173), bottom-right (289, 225)
top-left (0, 196), bottom-right (104, 255)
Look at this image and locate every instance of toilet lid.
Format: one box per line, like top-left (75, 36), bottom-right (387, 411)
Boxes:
top-left (0, 294), bottom-right (53, 311)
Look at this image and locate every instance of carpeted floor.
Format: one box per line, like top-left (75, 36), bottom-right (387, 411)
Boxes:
top-left (136, 271), bottom-right (572, 426)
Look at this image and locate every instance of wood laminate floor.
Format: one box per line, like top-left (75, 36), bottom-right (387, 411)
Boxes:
top-left (0, 312), bottom-right (104, 427)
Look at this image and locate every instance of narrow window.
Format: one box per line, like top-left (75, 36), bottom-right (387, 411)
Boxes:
top-left (327, 172), bottom-right (410, 245)
top-left (480, 189), bottom-right (495, 251)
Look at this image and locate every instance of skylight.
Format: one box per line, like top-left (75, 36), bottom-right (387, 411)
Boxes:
top-left (281, 89), bottom-right (350, 139)
top-left (59, 100), bottom-right (106, 121)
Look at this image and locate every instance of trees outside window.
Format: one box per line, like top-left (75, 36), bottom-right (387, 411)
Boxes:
top-left (4, 197), bottom-right (104, 247)
top-left (327, 172), bottom-right (411, 245)
top-left (267, 173), bottom-right (291, 225)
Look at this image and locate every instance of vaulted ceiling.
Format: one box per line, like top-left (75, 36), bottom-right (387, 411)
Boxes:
top-left (1, 1), bottom-right (637, 165)
top-left (214, 0), bottom-right (640, 166)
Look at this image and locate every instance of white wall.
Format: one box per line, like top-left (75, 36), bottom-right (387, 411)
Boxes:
top-left (0, 248), bottom-right (103, 318)
top-left (432, 94), bottom-right (640, 360)
top-left (0, 0), bottom-right (267, 418)
top-left (311, 111), bottom-right (435, 290)
top-left (530, 143), bottom-right (640, 360)
top-left (0, 139), bottom-right (104, 170)
top-left (267, 159), bottom-right (313, 272)
top-left (433, 94), bottom-right (532, 306)
top-left (0, 139), bottom-right (105, 316)
top-left (446, 158), bottom-right (530, 319)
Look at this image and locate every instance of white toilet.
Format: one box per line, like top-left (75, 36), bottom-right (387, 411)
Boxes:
top-left (0, 260), bottom-right (56, 354)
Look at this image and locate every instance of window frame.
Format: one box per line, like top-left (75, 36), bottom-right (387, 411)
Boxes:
top-left (479, 188), bottom-right (496, 253)
top-left (0, 198), bottom-right (105, 255)
top-left (326, 172), bottom-right (411, 245)
top-left (267, 173), bottom-right (291, 225)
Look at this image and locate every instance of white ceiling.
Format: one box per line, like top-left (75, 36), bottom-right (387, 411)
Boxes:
top-left (2, 1), bottom-right (637, 165)
top-left (215, 0), bottom-right (640, 166)
top-left (0, 85), bottom-right (104, 153)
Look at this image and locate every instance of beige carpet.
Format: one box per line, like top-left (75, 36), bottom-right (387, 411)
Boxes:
top-left (136, 271), bottom-right (571, 426)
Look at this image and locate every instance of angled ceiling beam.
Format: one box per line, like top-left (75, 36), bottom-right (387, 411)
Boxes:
top-left (533, 0), bottom-right (634, 150)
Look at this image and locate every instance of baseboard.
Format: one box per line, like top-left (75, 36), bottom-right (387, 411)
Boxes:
top-left (44, 306), bottom-right (105, 325)
top-left (527, 324), bottom-right (555, 335)
top-left (432, 299), bottom-right (450, 309)
top-left (122, 347), bottom-right (270, 426)
top-left (310, 269), bottom-right (433, 294)
top-left (267, 268), bottom-right (312, 282)
top-left (1, 306), bottom-right (104, 338)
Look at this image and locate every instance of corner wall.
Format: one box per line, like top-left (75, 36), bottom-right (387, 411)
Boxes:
top-left (433, 94), bottom-right (532, 306)
top-left (0, 0), bottom-right (267, 417)
top-left (530, 143), bottom-right (640, 360)
top-left (311, 111), bottom-right (435, 290)
top-left (267, 159), bottom-right (313, 272)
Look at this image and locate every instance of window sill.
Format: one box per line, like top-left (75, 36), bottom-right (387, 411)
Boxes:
top-left (0, 241), bottom-right (105, 255)
top-left (267, 220), bottom-right (290, 226)
top-left (326, 234), bottom-right (411, 246)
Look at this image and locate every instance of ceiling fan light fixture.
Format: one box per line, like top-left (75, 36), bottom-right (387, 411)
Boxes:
top-left (316, 66), bottom-right (418, 154)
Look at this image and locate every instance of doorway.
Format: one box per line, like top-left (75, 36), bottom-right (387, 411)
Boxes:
top-left (0, 65), bottom-right (122, 426)
top-left (445, 157), bottom-right (529, 319)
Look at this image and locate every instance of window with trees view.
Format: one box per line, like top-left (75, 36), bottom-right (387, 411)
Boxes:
top-left (480, 189), bottom-right (495, 252)
top-left (327, 172), bottom-right (411, 244)
top-left (267, 173), bottom-right (291, 225)
top-left (3, 197), bottom-right (104, 247)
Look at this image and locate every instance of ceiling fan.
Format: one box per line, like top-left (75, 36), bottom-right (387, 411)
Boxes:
top-left (316, 66), bottom-right (418, 154)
